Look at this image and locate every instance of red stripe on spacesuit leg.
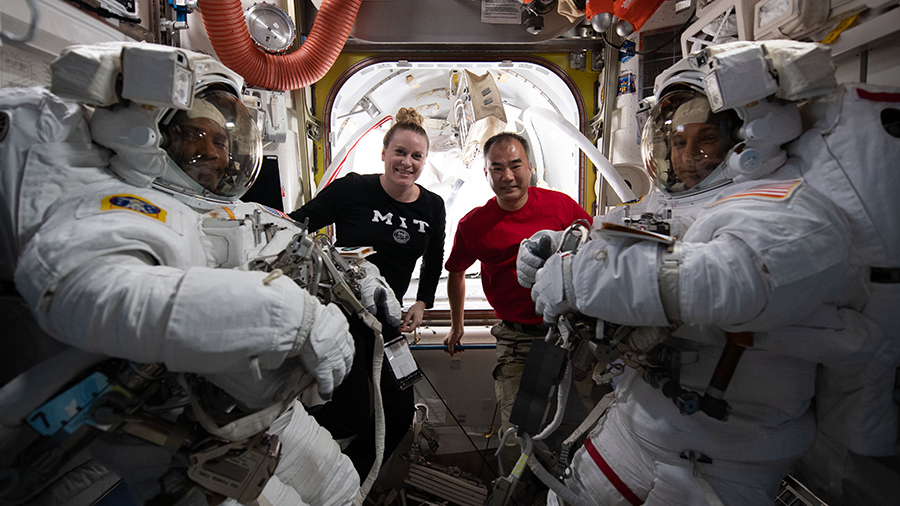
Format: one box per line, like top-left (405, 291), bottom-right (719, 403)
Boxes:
top-left (584, 437), bottom-right (644, 506)
top-left (856, 88), bottom-right (900, 103)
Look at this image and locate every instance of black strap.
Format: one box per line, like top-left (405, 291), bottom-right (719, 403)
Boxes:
top-left (501, 320), bottom-right (548, 334)
top-left (871, 267), bottom-right (900, 284)
top-left (0, 280), bottom-right (22, 298)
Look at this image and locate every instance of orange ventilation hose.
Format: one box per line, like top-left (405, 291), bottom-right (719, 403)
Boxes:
top-left (197, 0), bottom-right (362, 90)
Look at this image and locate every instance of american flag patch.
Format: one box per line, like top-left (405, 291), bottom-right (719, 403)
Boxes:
top-left (706, 179), bottom-right (802, 208)
top-left (259, 204), bottom-right (291, 220)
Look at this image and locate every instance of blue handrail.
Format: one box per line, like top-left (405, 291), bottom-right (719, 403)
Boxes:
top-left (409, 344), bottom-right (496, 351)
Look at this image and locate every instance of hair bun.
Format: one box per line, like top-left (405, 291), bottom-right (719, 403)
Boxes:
top-left (395, 107), bottom-right (424, 127)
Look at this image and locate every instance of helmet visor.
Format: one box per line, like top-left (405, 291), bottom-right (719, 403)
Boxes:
top-left (161, 88), bottom-right (261, 200)
top-left (641, 89), bottom-right (739, 195)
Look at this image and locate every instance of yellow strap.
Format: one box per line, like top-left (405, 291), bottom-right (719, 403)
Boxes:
top-left (820, 13), bottom-right (860, 44)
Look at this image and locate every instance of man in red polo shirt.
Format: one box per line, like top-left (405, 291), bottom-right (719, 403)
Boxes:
top-left (444, 132), bottom-right (592, 450)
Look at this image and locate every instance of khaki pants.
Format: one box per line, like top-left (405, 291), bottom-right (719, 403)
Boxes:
top-left (491, 322), bottom-right (592, 456)
top-left (492, 322), bottom-right (536, 438)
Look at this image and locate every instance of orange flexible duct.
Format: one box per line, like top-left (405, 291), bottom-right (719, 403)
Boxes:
top-left (197, 0), bottom-right (362, 90)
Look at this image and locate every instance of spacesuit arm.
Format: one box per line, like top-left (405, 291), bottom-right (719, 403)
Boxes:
top-left (678, 236), bottom-right (853, 331)
top-left (569, 237), bottom-right (671, 327)
top-left (673, 236), bottom-right (770, 327)
top-left (571, 230), bottom-right (847, 332)
top-left (37, 252), bottom-right (349, 377)
top-left (571, 181), bottom-right (853, 332)
top-left (677, 184), bottom-right (853, 331)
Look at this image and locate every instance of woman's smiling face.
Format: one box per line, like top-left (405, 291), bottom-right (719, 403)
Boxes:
top-left (381, 129), bottom-right (428, 189)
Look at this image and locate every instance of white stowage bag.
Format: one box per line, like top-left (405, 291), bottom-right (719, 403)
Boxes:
top-left (789, 83), bottom-right (900, 269)
top-left (788, 82), bottom-right (900, 456)
top-left (264, 400), bottom-right (359, 506)
top-left (800, 90), bottom-right (900, 329)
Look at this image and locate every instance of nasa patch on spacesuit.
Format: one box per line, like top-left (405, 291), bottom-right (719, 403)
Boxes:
top-left (99, 194), bottom-right (169, 222)
top-left (66, 190), bottom-right (186, 238)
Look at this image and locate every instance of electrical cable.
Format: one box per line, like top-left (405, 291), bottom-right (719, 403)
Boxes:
top-left (418, 368), bottom-right (528, 506)
top-left (478, 401), bottom-right (499, 480)
top-left (600, 8), bottom-right (697, 56)
top-left (418, 369), bottom-right (499, 479)
top-left (0, 0), bottom-right (38, 43)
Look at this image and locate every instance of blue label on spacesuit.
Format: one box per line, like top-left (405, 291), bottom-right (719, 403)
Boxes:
top-left (101, 194), bottom-right (168, 222)
top-left (27, 371), bottom-right (111, 435)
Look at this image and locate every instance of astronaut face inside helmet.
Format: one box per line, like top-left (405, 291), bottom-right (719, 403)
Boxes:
top-left (158, 86), bottom-right (261, 201)
top-left (642, 88), bottom-right (741, 195)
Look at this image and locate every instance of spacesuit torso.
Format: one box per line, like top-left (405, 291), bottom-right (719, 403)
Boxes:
top-left (0, 88), bottom-right (114, 385)
top-left (14, 179), bottom-right (323, 378)
top-left (592, 163), bottom-right (870, 462)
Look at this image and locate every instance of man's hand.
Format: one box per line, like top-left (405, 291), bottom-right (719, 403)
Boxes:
top-left (517, 229), bottom-right (563, 288)
top-left (531, 252), bottom-right (576, 326)
top-left (443, 326), bottom-right (464, 356)
top-left (358, 260), bottom-right (402, 328)
top-left (399, 300), bottom-right (426, 333)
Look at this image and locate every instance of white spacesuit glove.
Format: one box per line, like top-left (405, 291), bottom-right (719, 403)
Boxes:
top-left (295, 303), bottom-right (354, 400)
top-left (206, 359), bottom-right (303, 410)
top-left (531, 252), bottom-right (577, 326)
top-left (517, 229), bottom-right (564, 288)
top-left (358, 260), bottom-right (402, 328)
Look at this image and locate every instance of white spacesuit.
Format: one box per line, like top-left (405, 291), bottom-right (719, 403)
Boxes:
top-left (0, 42), bottom-right (380, 506)
top-left (520, 41), bottom-right (892, 506)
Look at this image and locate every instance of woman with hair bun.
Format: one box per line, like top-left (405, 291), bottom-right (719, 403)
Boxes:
top-left (289, 107), bottom-right (446, 477)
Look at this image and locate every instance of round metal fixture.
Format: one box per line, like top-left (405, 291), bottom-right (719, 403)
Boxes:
top-left (245, 3), bottom-right (297, 54)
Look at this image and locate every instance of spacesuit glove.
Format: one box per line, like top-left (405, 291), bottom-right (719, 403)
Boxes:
top-left (616, 326), bottom-right (671, 355)
top-left (517, 229), bottom-right (564, 288)
top-left (531, 252), bottom-right (577, 326)
top-left (207, 359), bottom-right (301, 410)
top-left (358, 260), bottom-right (402, 328)
top-left (296, 303), bottom-right (354, 400)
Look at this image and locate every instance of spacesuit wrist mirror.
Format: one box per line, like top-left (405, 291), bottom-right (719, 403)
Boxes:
top-left (384, 335), bottom-right (423, 390)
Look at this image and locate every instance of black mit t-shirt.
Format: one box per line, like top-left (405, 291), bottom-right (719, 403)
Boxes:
top-left (289, 173), bottom-right (446, 308)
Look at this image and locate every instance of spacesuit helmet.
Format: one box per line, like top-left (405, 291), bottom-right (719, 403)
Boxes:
top-left (641, 42), bottom-right (827, 197)
top-left (49, 42), bottom-right (262, 208)
top-left (642, 85), bottom-right (741, 196)
top-left (155, 84), bottom-right (262, 203)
